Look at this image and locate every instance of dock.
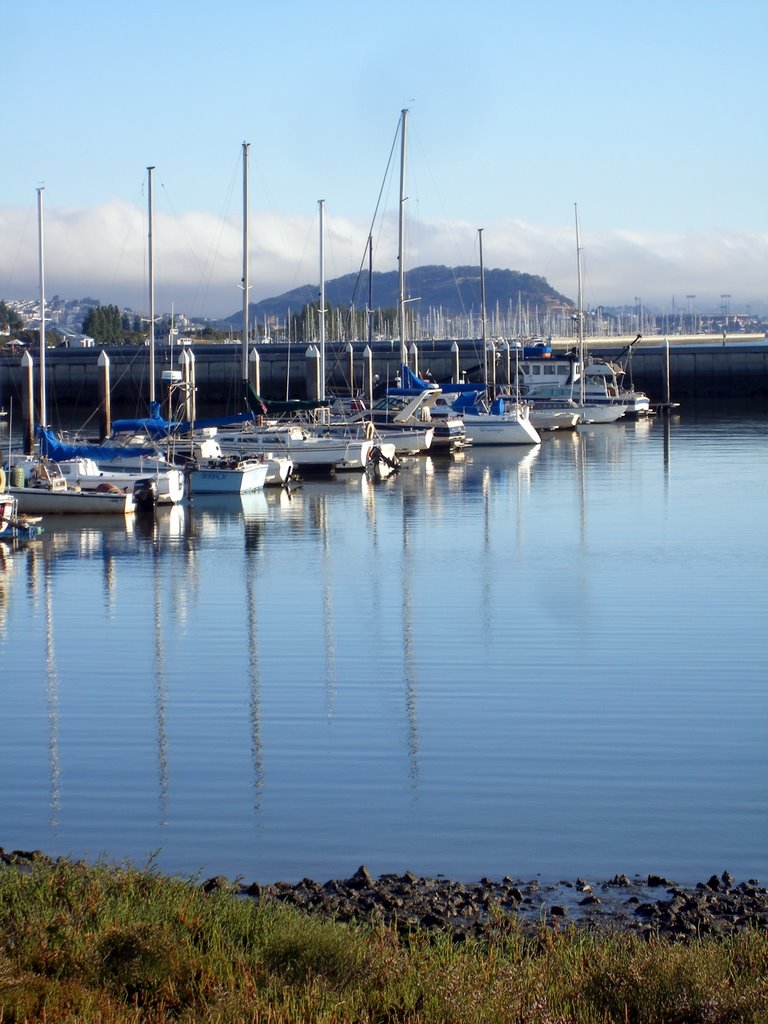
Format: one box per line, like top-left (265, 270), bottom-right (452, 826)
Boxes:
top-left (1, 335), bottom-right (766, 417)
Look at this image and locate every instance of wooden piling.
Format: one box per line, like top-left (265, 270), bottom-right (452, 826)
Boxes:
top-left (98, 349), bottom-right (111, 441)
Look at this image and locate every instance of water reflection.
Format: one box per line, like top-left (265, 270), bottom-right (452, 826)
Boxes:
top-left (1, 413), bottom-right (765, 884)
top-left (244, 537), bottom-right (264, 813)
top-left (153, 550), bottom-right (169, 824)
top-left (44, 565), bottom-right (61, 826)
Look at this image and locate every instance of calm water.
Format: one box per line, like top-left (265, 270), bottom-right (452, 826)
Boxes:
top-left (1, 410), bottom-right (766, 886)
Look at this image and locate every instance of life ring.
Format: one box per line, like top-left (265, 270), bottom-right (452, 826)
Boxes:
top-left (364, 420), bottom-right (375, 440)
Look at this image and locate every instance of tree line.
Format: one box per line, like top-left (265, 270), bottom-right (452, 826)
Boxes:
top-left (281, 303), bottom-right (409, 344)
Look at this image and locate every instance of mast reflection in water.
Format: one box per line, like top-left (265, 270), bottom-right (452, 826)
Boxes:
top-left (0, 411), bottom-right (766, 885)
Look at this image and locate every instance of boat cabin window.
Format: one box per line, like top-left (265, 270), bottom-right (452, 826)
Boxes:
top-left (373, 396), bottom-right (406, 412)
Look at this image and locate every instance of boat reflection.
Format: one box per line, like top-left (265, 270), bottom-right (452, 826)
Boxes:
top-left (189, 490), bottom-right (269, 519)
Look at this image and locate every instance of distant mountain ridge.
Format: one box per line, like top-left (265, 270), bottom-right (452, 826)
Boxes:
top-left (226, 265), bottom-right (572, 325)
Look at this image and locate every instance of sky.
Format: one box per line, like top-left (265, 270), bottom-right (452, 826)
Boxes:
top-left (1, 0), bottom-right (766, 321)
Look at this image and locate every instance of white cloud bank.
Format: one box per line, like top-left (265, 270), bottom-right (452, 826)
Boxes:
top-left (1, 202), bottom-right (765, 319)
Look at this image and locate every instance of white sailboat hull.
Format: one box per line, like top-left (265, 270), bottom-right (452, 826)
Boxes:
top-left (577, 404), bottom-right (628, 424)
top-left (53, 458), bottom-right (185, 504)
top-left (9, 485), bottom-right (135, 515)
top-left (460, 413), bottom-right (541, 446)
top-left (529, 408), bottom-right (581, 430)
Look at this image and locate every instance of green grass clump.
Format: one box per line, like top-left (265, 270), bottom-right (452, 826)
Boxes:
top-left (0, 858), bottom-right (766, 1022)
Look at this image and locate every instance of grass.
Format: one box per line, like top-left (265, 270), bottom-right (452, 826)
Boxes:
top-left (0, 857), bottom-right (766, 1023)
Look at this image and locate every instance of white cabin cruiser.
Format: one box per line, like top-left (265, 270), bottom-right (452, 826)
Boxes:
top-left (517, 350), bottom-right (647, 419)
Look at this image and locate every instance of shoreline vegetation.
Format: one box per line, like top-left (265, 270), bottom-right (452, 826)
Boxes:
top-left (1, 850), bottom-right (766, 1023)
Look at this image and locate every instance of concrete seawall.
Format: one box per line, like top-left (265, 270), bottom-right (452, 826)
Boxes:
top-left (1, 337), bottom-right (766, 419)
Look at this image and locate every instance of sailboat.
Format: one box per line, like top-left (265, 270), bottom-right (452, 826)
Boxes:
top-left (438, 229), bottom-right (541, 446)
top-left (350, 109), bottom-right (466, 453)
top-left (518, 206), bottom-right (628, 425)
top-left (208, 183), bottom-right (379, 476)
top-left (186, 143), bottom-right (269, 494)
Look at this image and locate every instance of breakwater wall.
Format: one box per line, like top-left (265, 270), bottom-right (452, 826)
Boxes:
top-left (1, 338), bottom-right (766, 419)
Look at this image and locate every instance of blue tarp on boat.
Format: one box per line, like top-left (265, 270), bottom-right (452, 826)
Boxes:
top-left (36, 425), bottom-right (158, 462)
top-left (111, 402), bottom-right (258, 438)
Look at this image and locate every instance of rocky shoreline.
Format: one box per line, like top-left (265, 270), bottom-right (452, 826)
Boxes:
top-left (2, 848), bottom-right (766, 942)
top-left (234, 867), bottom-right (768, 942)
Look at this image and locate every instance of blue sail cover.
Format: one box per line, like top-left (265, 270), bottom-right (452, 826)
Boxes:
top-left (111, 401), bottom-right (183, 437)
top-left (36, 425), bottom-right (157, 461)
top-left (111, 402), bottom-right (257, 438)
top-left (384, 364), bottom-right (444, 397)
top-left (400, 364), bottom-right (436, 391)
top-left (449, 391), bottom-right (485, 415)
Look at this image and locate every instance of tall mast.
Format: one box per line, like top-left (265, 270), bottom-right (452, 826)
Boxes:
top-left (147, 165), bottom-right (156, 404)
top-left (479, 228), bottom-right (492, 401)
top-left (37, 186), bottom-right (47, 426)
top-left (318, 199), bottom-right (326, 401)
top-left (367, 233), bottom-right (373, 347)
top-left (397, 108), bottom-right (408, 368)
top-left (242, 141), bottom-right (250, 384)
top-left (574, 202), bottom-right (585, 406)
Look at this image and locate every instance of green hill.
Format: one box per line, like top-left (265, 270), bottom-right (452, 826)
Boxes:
top-left (224, 264), bottom-right (572, 325)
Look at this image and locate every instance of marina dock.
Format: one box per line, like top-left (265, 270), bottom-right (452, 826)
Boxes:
top-left (1, 335), bottom-right (766, 416)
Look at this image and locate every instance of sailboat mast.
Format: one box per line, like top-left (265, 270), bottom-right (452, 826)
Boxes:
top-left (397, 108), bottom-right (408, 368)
top-left (318, 199), bottom-right (326, 402)
top-left (479, 228), bottom-right (492, 401)
top-left (37, 186), bottom-right (47, 426)
top-left (242, 141), bottom-right (250, 384)
top-left (147, 165), bottom-right (156, 405)
top-left (574, 203), bottom-right (585, 406)
top-left (367, 233), bottom-right (373, 348)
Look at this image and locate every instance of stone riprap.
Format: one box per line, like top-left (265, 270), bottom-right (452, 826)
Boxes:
top-left (232, 866), bottom-right (768, 941)
top-left (2, 850), bottom-right (765, 942)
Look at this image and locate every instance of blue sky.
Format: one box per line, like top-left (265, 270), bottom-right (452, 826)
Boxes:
top-left (2, 0), bottom-right (766, 319)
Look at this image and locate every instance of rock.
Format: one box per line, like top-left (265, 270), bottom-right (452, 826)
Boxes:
top-left (201, 875), bottom-right (233, 893)
top-left (345, 865), bottom-right (374, 889)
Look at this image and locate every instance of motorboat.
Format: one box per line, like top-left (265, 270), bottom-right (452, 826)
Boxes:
top-left (349, 379), bottom-right (467, 454)
top-left (211, 422), bottom-right (376, 474)
top-left (187, 454), bottom-right (269, 495)
top-left (188, 429), bottom-right (294, 485)
top-left (517, 349), bottom-right (645, 419)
